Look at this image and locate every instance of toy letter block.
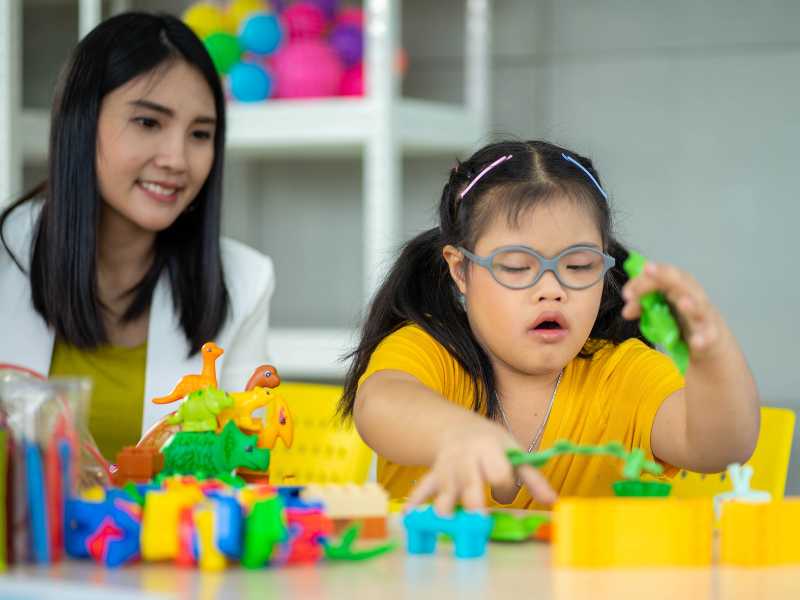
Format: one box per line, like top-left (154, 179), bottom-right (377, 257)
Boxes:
top-left (720, 499), bottom-right (800, 566)
top-left (553, 498), bottom-right (713, 567)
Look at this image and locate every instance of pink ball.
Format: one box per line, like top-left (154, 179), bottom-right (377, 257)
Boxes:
top-left (336, 7), bottom-right (363, 28)
top-left (280, 1), bottom-right (327, 40)
top-left (339, 62), bottom-right (363, 96)
top-left (273, 40), bottom-right (343, 98)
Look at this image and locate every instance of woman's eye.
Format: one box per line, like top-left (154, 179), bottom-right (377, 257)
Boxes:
top-left (192, 130), bottom-right (213, 141)
top-left (133, 116), bottom-right (159, 129)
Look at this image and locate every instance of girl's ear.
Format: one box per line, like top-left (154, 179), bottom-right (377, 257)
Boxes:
top-left (442, 244), bottom-right (468, 295)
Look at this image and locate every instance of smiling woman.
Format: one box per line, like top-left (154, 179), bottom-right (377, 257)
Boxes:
top-left (0, 13), bottom-right (275, 461)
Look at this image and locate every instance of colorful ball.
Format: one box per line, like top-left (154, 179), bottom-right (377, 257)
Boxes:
top-left (307, 0), bottom-right (339, 20)
top-left (240, 13), bottom-right (283, 55)
top-left (336, 6), bottom-right (364, 28)
top-left (227, 0), bottom-right (271, 30)
top-left (339, 62), bottom-right (363, 96)
top-left (204, 32), bottom-right (243, 74)
top-left (281, 2), bottom-right (327, 41)
top-left (183, 2), bottom-right (233, 39)
top-left (329, 23), bottom-right (362, 67)
top-left (272, 40), bottom-right (343, 98)
top-left (230, 62), bottom-right (274, 101)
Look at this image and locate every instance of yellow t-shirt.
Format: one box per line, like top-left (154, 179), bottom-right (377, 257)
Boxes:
top-left (49, 340), bottom-right (147, 461)
top-left (358, 324), bottom-right (685, 508)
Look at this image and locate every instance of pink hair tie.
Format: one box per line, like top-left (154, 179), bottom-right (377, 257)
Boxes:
top-left (458, 154), bottom-right (513, 200)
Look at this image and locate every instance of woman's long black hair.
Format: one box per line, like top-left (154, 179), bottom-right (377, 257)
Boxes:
top-left (0, 12), bottom-right (229, 355)
top-left (340, 140), bottom-right (645, 420)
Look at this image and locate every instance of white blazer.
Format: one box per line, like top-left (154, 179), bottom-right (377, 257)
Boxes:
top-left (0, 202), bottom-right (275, 434)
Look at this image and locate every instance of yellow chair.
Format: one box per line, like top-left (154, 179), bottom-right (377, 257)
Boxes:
top-left (268, 382), bottom-right (374, 485)
top-left (670, 407), bottom-right (795, 499)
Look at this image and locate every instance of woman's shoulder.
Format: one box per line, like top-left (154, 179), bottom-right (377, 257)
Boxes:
top-left (1, 200), bottom-right (42, 267)
top-left (219, 237), bottom-right (275, 312)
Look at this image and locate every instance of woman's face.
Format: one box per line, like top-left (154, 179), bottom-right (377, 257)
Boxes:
top-left (95, 59), bottom-right (216, 235)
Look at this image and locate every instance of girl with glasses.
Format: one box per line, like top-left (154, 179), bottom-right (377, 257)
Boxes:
top-left (339, 140), bottom-right (759, 514)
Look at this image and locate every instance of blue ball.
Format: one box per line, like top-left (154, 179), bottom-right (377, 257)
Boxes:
top-left (230, 62), bottom-right (273, 102)
top-left (239, 13), bottom-right (283, 55)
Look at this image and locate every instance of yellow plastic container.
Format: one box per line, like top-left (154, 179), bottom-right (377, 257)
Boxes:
top-left (268, 382), bottom-right (373, 484)
top-left (553, 497), bottom-right (713, 567)
top-left (720, 499), bottom-right (800, 566)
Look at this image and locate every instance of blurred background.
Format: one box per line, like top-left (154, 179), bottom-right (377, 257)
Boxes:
top-left (3, 0), bottom-right (799, 490)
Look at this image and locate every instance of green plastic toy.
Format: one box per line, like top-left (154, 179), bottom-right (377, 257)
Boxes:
top-left (507, 440), bottom-right (670, 497)
top-left (489, 511), bottom-right (550, 542)
top-left (160, 421), bottom-right (270, 479)
top-left (623, 251), bottom-right (689, 374)
top-left (322, 522), bottom-right (398, 561)
top-left (166, 387), bottom-right (234, 432)
top-left (242, 495), bottom-right (287, 569)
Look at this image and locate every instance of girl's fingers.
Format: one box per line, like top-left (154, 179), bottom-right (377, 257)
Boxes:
top-left (459, 475), bottom-right (487, 512)
top-left (406, 472), bottom-right (438, 510)
top-left (480, 449), bottom-right (515, 487)
top-left (433, 486), bottom-right (458, 517)
top-left (518, 465), bottom-right (558, 505)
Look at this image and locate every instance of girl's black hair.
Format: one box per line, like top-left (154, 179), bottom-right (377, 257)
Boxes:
top-left (340, 140), bottom-right (644, 420)
top-left (0, 12), bottom-right (229, 355)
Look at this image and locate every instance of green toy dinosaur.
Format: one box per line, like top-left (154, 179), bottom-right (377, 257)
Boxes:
top-left (166, 387), bottom-right (234, 432)
top-left (160, 421), bottom-right (270, 479)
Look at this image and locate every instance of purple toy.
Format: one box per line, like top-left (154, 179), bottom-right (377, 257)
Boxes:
top-left (281, 1), bottom-right (327, 40)
top-left (329, 23), bottom-right (362, 67)
top-left (308, 0), bottom-right (339, 20)
top-left (336, 6), bottom-right (364, 28)
top-left (273, 40), bottom-right (343, 98)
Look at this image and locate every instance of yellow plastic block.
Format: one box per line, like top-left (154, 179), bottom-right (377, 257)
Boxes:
top-left (553, 497), bottom-right (713, 567)
top-left (140, 486), bottom-right (204, 561)
top-left (719, 499), bottom-right (800, 566)
top-left (300, 483), bottom-right (388, 519)
top-left (195, 504), bottom-right (226, 572)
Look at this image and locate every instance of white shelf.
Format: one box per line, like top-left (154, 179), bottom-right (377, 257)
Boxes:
top-left (269, 327), bottom-right (358, 379)
top-left (21, 99), bottom-right (485, 161)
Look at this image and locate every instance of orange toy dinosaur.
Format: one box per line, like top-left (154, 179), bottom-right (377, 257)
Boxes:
top-left (245, 364), bottom-right (282, 391)
top-left (151, 342), bottom-right (224, 404)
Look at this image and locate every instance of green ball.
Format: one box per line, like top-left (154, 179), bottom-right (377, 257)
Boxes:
top-left (204, 32), bottom-right (242, 74)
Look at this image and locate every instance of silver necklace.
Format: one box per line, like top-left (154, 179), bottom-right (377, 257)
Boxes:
top-left (497, 370), bottom-right (562, 484)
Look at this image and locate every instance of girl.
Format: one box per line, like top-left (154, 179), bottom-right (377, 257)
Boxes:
top-left (0, 13), bottom-right (274, 460)
top-left (340, 140), bottom-right (759, 514)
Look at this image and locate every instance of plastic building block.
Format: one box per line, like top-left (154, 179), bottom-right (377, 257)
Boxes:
top-left (195, 502), bottom-right (226, 571)
top-left (160, 421), bottom-right (270, 479)
top-left (166, 388), bottom-right (233, 432)
top-left (140, 485), bottom-right (204, 561)
top-left (300, 483), bottom-right (389, 540)
top-left (403, 506), bottom-right (492, 559)
top-left (242, 495), bottom-right (287, 569)
top-left (489, 511), bottom-right (550, 542)
top-left (210, 495), bottom-right (244, 559)
top-left (322, 522), bottom-right (397, 561)
top-left (65, 493), bottom-right (142, 568)
top-left (152, 342), bottom-right (224, 404)
top-left (623, 251), bottom-right (689, 374)
top-left (112, 446), bottom-right (165, 486)
top-left (719, 498), bottom-right (800, 566)
top-left (279, 507), bottom-right (333, 564)
top-left (553, 497), bottom-right (713, 567)
top-left (714, 463), bottom-right (771, 518)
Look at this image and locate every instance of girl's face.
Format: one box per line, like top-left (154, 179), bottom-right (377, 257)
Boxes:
top-left (95, 59), bottom-right (216, 235)
top-left (446, 197), bottom-right (605, 377)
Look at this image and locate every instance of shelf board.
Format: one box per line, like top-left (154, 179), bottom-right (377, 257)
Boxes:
top-left (21, 98), bottom-right (482, 162)
top-left (270, 326), bottom-right (358, 380)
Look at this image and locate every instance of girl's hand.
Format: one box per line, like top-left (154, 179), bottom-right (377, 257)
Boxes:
top-left (621, 261), bottom-right (725, 360)
top-left (404, 420), bottom-right (557, 515)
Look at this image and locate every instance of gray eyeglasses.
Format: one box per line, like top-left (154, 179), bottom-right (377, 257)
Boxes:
top-left (458, 245), bottom-right (615, 290)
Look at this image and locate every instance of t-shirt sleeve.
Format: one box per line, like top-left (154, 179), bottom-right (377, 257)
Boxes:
top-left (604, 340), bottom-right (685, 477)
top-left (357, 324), bottom-right (450, 395)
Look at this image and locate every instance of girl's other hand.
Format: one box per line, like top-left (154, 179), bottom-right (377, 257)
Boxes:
top-left (404, 420), bottom-right (557, 515)
top-left (621, 261), bottom-right (725, 360)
